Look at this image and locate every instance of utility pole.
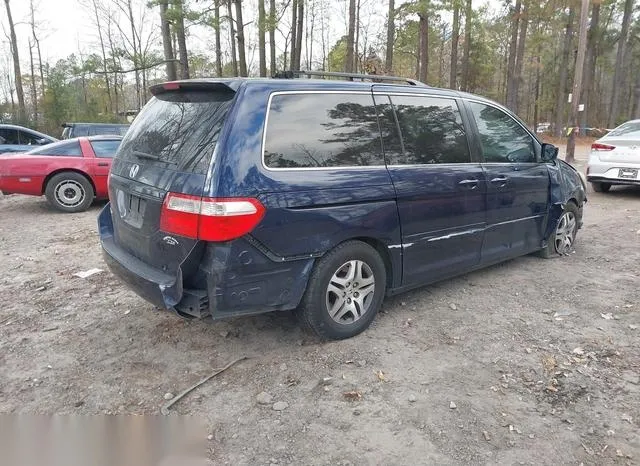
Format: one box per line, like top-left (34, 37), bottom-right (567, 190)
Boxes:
top-left (565, 0), bottom-right (589, 163)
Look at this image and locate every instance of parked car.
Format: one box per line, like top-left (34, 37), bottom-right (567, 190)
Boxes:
top-left (587, 119), bottom-right (640, 192)
top-left (61, 122), bottom-right (130, 139)
top-left (0, 136), bottom-right (121, 212)
top-left (0, 124), bottom-right (57, 153)
top-left (98, 73), bottom-right (587, 340)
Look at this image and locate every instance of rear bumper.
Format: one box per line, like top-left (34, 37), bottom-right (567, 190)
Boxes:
top-left (99, 204), bottom-right (183, 310)
top-left (99, 203), bottom-right (316, 320)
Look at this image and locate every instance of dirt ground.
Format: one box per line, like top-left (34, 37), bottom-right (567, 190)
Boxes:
top-left (1, 150), bottom-right (639, 465)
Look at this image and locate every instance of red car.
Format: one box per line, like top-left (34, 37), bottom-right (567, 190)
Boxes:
top-left (0, 136), bottom-right (121, 212)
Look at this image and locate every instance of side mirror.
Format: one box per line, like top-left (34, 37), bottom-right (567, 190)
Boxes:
top-left (37, 138), bottom-right (49, 145)
top-left (0, 136), bottom-right (6, 144)
top-left (541, 143), bottom-right (558, 162)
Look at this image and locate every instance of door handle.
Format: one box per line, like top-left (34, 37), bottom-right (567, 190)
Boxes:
top-left (490, 176), bottom-right (509, 184)
top-left (458, 179), bottom-right (479, 189)
top-left (97, 162), bottom-right (109, 167)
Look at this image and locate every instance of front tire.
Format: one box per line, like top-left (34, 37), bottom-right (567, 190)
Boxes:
top-left (591, 181), bottom-right (611, 193)
top-left (296, 241), bottom-right (386, 340)
top-left (539, 202), bottom-right (579, 258)
top-left (45, 172), bottom-right (94, 213)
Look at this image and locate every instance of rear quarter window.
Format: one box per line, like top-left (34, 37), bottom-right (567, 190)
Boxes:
top-left (90, 140), bottom-right (121, 158)
top-left (27, 140), bottom-right (82, 156)
top-left (264, 93), bottom-right (384, 168)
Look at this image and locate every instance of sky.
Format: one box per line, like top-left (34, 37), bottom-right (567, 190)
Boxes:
top-left (7, 0), bottom-right (93, 64)
top-left (2, 0), bottom-right (500, 71)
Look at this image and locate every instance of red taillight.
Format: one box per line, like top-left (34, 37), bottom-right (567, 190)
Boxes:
top-left (591, 143), bottom-right (615, 151)
top-left (160, 193), bottom-right (265, 242)
top-left (163, 82), bottom-right (180, 90)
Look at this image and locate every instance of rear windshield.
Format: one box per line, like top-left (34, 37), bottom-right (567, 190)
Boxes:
top-left (116, 90), bottom-right (234, 174)
top-left (608, 121), bottom-right (640, 138)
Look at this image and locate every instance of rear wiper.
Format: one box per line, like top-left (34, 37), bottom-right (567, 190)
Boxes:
top-left (132, 150), bottom-right (160, 161)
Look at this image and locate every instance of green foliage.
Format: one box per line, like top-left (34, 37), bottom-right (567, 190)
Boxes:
top-left (328, 36), bottom-right (348, 71)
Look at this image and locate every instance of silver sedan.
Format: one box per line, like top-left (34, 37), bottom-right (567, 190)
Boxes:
top-left (587, 119), bottom-right (640, 192)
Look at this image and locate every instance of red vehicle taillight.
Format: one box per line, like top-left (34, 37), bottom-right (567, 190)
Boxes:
top-left (160, 193), bottom-right (265, 242)
top-left (591, 143), bottom-right (616, 151)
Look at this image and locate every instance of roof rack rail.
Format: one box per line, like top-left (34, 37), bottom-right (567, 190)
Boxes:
top-left (273, 70), bottom-right (427, 87)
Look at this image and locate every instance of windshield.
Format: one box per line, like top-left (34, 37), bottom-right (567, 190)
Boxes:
top-left (116, 89), bottom-right (234, 175)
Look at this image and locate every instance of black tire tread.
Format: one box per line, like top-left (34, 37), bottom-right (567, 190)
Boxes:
top-left (296, 240), bottom-right (386, 340)
top-left (538, 202), bottom-right (579, 259)
top-left (44, 171), bottom-right (95, 213)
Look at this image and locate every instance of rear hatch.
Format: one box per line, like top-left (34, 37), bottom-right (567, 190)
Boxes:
top-left (108, 82), bottom-right (236, 275)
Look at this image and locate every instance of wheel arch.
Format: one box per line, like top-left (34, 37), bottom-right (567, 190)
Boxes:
top-left (42, 169), bottom-right (96, 196)
top-left (352, 236), bottom-right (395, 289)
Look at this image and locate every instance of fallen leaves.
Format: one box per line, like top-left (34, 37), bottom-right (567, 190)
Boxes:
top-left (343, 390), bottom-right (362, 401)
top-left (542, 355), bottom-right (557, 373)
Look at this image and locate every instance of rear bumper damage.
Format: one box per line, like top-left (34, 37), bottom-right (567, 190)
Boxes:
top-left (99, 203), bottom-right (315, 320)
top-left (99, 204), bottom-right (183, 310)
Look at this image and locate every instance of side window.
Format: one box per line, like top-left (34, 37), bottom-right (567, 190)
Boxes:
top-left (18, 130), bottom-right (42, 145)
top-left (90, 140), bottom-right (121, 158)
top-left (468, 102), bottom-right (536, 163)
top-left (29, 140), bottom-right (82, 156)
top-left (373, 95), bottom-right (404, 163)
top-left (0, 128), bottom-right (20, 145)
top-left (389, 96), bottom-right (471, 164)
top-left (264, 93), bottom-right (384, 168)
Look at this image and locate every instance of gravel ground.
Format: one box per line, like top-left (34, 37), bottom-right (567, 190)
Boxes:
top-left (1, 153), bottom-right (639, 465)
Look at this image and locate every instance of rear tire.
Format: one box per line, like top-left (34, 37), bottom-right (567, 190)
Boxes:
top-left (591, 182), bottom-right (611, 193)
top-left (45, 172), bottom-right (94, 213)
top-left (539, 202), bottom-right (579, 259)
top-left (296, 241), bottom-right (386, 340)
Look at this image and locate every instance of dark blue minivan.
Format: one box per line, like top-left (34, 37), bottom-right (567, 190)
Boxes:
top-left (99, 73), bottom-right (586, 340)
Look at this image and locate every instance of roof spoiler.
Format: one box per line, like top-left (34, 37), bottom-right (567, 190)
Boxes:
top-left (150, 81), bottom-right (237, 96)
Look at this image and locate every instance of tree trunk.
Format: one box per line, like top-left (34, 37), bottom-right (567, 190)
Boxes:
top-left (124, 0), bottom-right (142, 109)
top-left (505, 0), bottom-right (521, 110)
top-left (385, 0), bottom-right (395, 73)
top-left (258, 0), bottom-right (267, 76)
top-left (28, 40), bottom-right (37, 125)
top-left (633, 72), bottom-right (640, 119)
top-left (4, 0), bottom-right (26, 122)
top-left (269, 0), bottom-right (276, 74)
top-left (90, 0), bottom-right (113, 112)
top-left (345, 0), bottom-right (356, 72)
top-left (566, 0), bottom-right (589, 163)
top-left (553, 6), bottom-right (574, 138)
top-left (449, 0), bottom-right (460, 89)
top-left (227, 0), bottom-right (239, 76)
top-left (106, 15), bottom-right (120, 116)
top-left (418, 12), bottom-right (429, 83)
top-left (512, 1), bottom-right (528, 114)
top-left (533, 52), bottom-right (541, 133)
top-left (354, 0), bottom-right (360, 72)
top-left (290, 0), bottom-right (298, 70)
top-left (579, 3), bottom-right (599, 134)
top-left (461, 0), bottom-right (472, 91)
top-left (174, 0), bottom-right (190, 79)
top-left (214, 0), bottom-right (223, 76)
top-left (294, 0), bottom-right (304, 70)
top-left (607, 0), bottom-right (633, 128)
top-left (160, 0), bottom-right (177, 80)
top-left (235, 0), bottom-right (248, 76)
